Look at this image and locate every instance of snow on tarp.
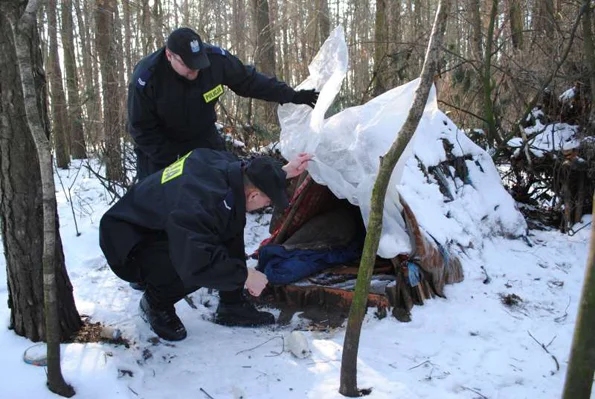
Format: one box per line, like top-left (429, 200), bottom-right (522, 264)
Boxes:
top-left (278, 26), bottom-right (526, 258)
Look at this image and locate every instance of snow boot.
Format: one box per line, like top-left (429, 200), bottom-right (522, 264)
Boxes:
top-left (139, 294), bottom-right (187, 341)
top-left (130, 281), bottom-right (146, 291)
top-left (214, 300), bottom-right (275, 327)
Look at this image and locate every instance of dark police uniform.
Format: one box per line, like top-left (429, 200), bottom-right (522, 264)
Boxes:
top-left (100, 148), bottom-right (248, 306)
top-left (128, 45), bottom-right (296, 179)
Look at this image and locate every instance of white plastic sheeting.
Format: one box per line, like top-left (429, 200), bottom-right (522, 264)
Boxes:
top-left (278, 26), bottom-right (526, 258)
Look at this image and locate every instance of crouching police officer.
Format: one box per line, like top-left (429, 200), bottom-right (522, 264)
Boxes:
top-left (99, 149), bottom-right (311, 341)
top-left (129, 26), bottom-right (319, 180)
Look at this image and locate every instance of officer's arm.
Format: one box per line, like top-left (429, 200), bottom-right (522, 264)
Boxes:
top-left (128, 81), bottom-right (186, 165)
top-left (165, 206), bottom-right (248, 291)
top-left (220, 51), bottom-right (296, 104)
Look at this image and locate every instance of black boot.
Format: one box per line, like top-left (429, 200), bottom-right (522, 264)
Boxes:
top-left (139, 294), bottom-right (187, 341)
top-left (130, 281), bottom-right (147, 291)
top-left (215, 299), bottom-right (275, 327)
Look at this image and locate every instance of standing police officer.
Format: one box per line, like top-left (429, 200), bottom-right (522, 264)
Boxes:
top-left (100, 149), bottom-right (312, 341)
top-left (128, 27), bottom-right (318, 180)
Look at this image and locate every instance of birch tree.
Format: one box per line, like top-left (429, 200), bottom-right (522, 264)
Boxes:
top-left (1, 0), bottom-right (82, 396)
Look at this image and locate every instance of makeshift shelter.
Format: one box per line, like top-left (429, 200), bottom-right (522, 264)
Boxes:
top-left (255, 27), bottom-right (527, 321)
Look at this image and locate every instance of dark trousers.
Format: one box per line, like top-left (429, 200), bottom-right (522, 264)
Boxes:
top-left (122, 235), bottom-right (245, 309)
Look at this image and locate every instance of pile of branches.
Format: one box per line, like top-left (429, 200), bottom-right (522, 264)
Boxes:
top-left (501, 88), bottom-right (594, 232)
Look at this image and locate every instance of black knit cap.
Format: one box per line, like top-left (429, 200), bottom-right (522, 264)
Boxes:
top-left (166, 27), bottom-right (210, 70)
top-left (245, 157), bottom-right (289, 210)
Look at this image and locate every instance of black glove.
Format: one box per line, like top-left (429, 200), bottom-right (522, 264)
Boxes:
top-left (291, 89), bottom-right (319, 108)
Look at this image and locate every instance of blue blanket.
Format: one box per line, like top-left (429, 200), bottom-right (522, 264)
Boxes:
top-left (257, 241), bottom-right (362, 284)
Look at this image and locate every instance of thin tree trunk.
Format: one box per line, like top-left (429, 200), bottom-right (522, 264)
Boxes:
top-left (3, 0), bottom-right (81, 396)
top-left (562, 191), bottom-right (595, 399)
top-left (509, 0), bottom-right (524, 50)
top-left (389, 0), bottom-right (402, 86)
top-left (482, 0), bottom-right (500, 147)
top-left (122, 0), bottom-right (133, 76)
top-left (374, 0), bottom-right (389, 96)
top-left (252, 0), bottom-right (277, 127)
top-left (61, 0), bottom-right (87, 159)
top-left (47, 0), bottom-right (70, 168)
top-left (96, 0), bottom-right (125, 182)
top-left (74, 0), bottom-right (102, 147)
top-left (318, 0), bottom-right (330, 47)
top-left (581, 0), bottom-right (595, 130)
top-left (339, 0), bottom-right (451, 395)
top-left (141, 0), bottom-right (153, 54)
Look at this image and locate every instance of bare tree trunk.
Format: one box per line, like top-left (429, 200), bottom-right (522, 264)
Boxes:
top-left (113, 5), bottom-right (128, 143)
top-left (318, 0), bottom-right (331, 47)
top-left (252, 0), bottom-right (277, 127)
top-left (508, 0), bottom-right (524, 50)
top-left (96, 0), bottom-right (125, 182)
top-left (152, 0), bottom-right (165, 46)
top-left (374, 0), bottom-right (389, 96)
top-left (122, 0), bottom-right (133, 76)
top-left (339, 0), bottom-right (451, 396)
top-left (1, 0), bottom-right (82, 396)
top-left (61, 0), bottom-right (87, 159)
top-left (47, 0), bottom-right (70, 168)
top-left (482, 0), bottom-right (500, 147)
top-left (74, 0), bottom-right (102, 147)
top-left (562, 191), bottom-right (595, 399)
top-left (141, 0), bottom-right (153, 54)
top-left (388, 0), bottom-right (403, 86)
top-left (581, 0), bottom-right (595, 131)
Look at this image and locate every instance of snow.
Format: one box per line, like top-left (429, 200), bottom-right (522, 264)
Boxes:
top-left (0, 159), bottom-right (592, 399)
top-left (523, 121), bottom-right (580, 157)
top-left (559, 87), bottom-right (575, 102)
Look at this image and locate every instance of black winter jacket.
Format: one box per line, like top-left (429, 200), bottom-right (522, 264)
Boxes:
top-left (128, 45), bottom-right (295, 176)
top-left (99, 149), bottom-right (248, 291)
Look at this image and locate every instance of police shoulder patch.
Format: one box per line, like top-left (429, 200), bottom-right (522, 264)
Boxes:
top-left (221, 190), bottom-right (234, 212)
top-left (136, 69), bottom-right (153, 89)
top-left (161, 152), bottom-right (192, 184)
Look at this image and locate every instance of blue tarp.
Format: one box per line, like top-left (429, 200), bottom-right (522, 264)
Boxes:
top-left (257, 241), bottom-right (362, 284)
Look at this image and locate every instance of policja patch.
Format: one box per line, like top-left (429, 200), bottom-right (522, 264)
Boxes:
top-left (203, 84), bottom-right (224, 103)
top-left (161, 152), bottom-right (192, 184)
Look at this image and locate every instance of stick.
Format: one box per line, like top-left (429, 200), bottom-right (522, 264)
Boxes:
top-left (462, 386), bottom-right (488, 399)
top-left (200, 387), bottom-right (215, 399)
top-left (528, 331), bottom-right (560, 373)
top-left (235, 336), bottom-right (284, 356)
top-left (554, 296), bottom-right (571, 323)
top-left (408, 360), bottom-right (432, 370)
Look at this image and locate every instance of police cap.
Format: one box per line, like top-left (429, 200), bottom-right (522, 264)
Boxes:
top-left (245, 157), bottom-right (289, 210)
top-left (166, 27), bottom-right (210, 70)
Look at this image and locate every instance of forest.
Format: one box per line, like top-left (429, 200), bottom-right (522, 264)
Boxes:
top-left (0, 0), bottom-right (594, 398)
top-left (4, 0), bottom-right (594, 229)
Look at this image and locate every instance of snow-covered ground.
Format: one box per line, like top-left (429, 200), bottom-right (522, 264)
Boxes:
top-left (0, 159), bottom-right (592, 399)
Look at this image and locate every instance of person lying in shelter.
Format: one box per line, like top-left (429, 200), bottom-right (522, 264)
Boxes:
top-left (99, 149), bottom-right (312, 341)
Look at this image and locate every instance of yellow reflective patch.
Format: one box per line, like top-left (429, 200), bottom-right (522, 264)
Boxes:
top-left (161, 152), bottom-right (191, 184)
top-left (203, 84), bottom-right (224, 103)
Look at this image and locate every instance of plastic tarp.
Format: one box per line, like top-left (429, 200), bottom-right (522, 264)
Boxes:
top-left (278, 26), bottom-right (526, 258)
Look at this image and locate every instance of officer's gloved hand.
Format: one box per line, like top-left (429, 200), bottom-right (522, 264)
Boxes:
top-left (291, 89), bottom-right (319, 108)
